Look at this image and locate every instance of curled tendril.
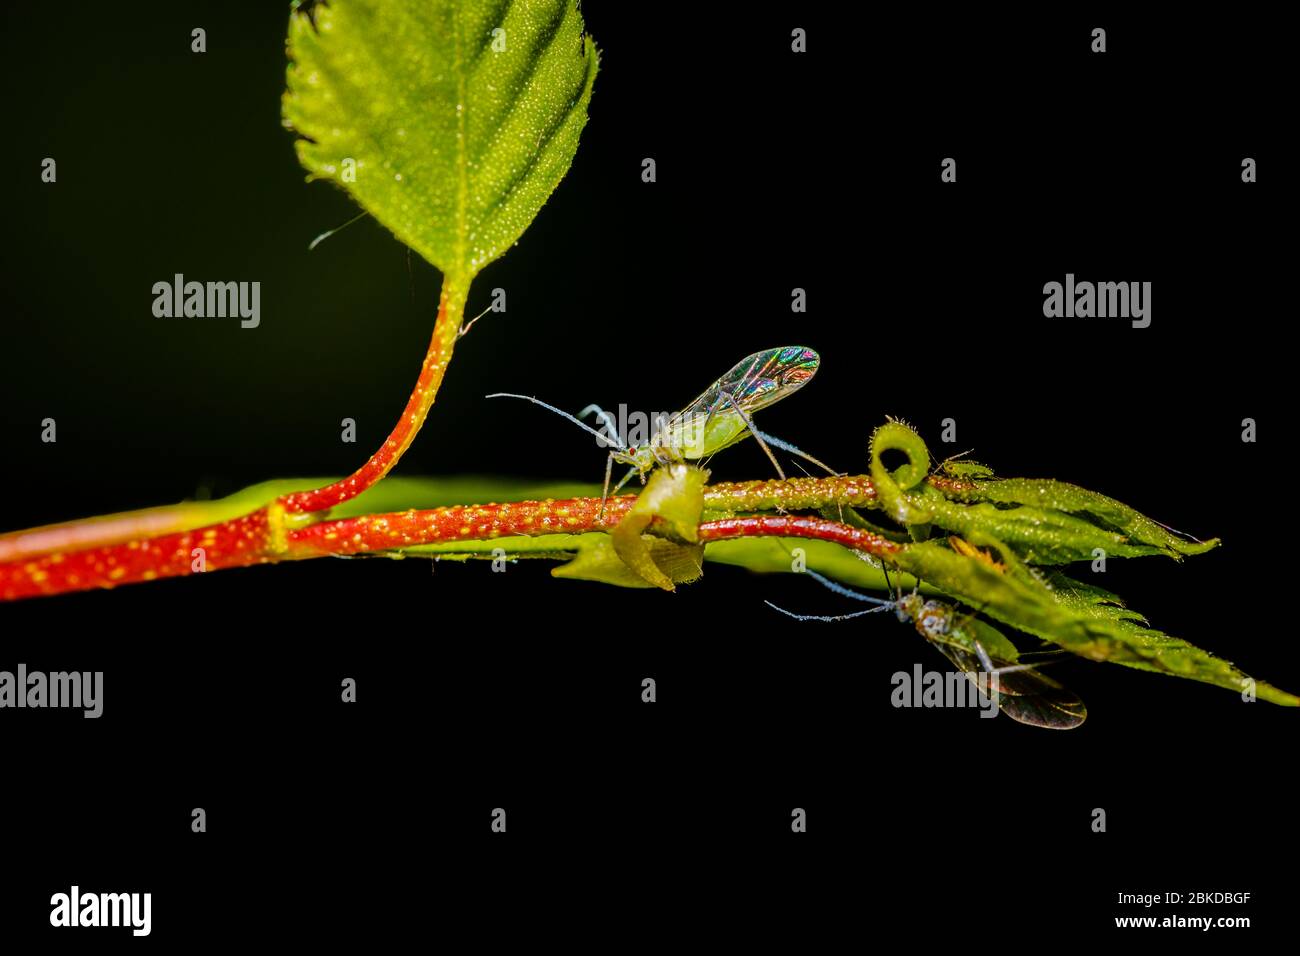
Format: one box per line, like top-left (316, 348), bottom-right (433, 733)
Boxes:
top-left (869, 420), bottom-right (934, 525)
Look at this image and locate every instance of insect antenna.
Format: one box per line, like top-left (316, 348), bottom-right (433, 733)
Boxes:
top-left (578, 405), bottom-right (625, 448)
top-left (769, 568), bottom-right (894, 621)
top-left (765, 602), bottom-right (888, 622)
top-left (802, 569), bottom-right (895, 607)
top-left (484, 393), bottom-right (613, 445)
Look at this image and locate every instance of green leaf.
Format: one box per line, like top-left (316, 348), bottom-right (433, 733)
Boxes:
top-left (553, 535), bottom-right (705, 589)
top-left (887, 541), bottom-right (1299, 706)
top-left (284, 0), bottom-right (599, 278)
top-left (927, 501), bottom-right (1168, 564)
top-left (937, 476), bottom-right (1218, 558)
top-left (869, 418), bottom-right (1212, 561)
top-left (609, 464), bottom-right (708, 591)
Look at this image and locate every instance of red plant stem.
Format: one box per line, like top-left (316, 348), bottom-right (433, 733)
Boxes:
top-left (0, 502), bottom-right (219, 564)
top-left (0, 511), bottom-right (278, 601)
top-left (277, 276), bottom-right (467, 515)
top-left (697, 515), bottom-right (901, 559)
top-left (0, 478), bottom-right (893, 600)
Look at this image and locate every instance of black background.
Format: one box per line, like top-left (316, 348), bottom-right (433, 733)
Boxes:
top-left (0, 2), bottom-right (1292, 945)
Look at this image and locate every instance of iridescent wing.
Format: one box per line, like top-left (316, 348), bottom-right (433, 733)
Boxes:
top-left (657, 347), bottom-right (819, 458)
top-left (926, 634), bottom-right (1087, 730)
top-left (688, 345), bottom-right (820, 416)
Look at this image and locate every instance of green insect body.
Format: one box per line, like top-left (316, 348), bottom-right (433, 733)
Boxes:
top-left (616, 346), bottom-right (814, 461)
top-left (488, 346), bottom-right (831, 511)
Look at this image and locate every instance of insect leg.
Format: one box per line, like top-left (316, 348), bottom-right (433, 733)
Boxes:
top-left (882, 564), bottom-right (901, 604)
top-left (610, 463), bottom-right (640, 494)
top-left (599, 451), bottom-right (615, 521)
top-left (717, 389), bottom-right (786, 480)
top-left (751, 428), bottom-right (840, 477)
top-left (697, 387), bottom-right (723, 437)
